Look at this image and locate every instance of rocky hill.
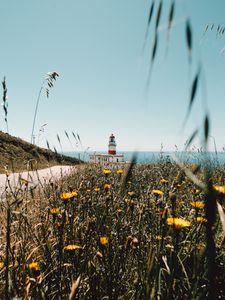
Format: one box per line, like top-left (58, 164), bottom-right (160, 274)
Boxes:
top-left (0, 131), bottom-right (81, 173)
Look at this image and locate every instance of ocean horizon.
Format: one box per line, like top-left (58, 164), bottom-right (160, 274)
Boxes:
top-left (64, 151), bottom-right (225, 165)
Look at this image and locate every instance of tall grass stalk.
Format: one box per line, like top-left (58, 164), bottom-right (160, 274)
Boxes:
top-left (31, 72), bottom-right (59, 144)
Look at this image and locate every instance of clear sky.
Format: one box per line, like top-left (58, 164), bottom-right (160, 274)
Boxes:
top-left (0, 0), bottom-right (225, 152)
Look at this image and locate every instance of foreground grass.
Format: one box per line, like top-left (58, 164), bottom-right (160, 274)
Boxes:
top-left (0, 161), bottom-right (224, 299)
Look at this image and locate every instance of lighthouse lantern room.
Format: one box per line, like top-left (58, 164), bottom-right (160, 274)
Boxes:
top-left (89, 134), bottom-right (124, 166)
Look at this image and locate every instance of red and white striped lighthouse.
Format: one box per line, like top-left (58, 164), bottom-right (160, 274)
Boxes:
top-left (89, 134), bottom-right (124, 164)
top-left (108, 134), bottom-right (116, 155)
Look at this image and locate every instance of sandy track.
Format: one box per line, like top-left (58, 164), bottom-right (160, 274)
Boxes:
top-left (0, 165), bottom-right (75, 197)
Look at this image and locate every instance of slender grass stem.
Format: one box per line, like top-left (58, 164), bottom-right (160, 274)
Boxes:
top-left (31, 84), bottom-right (44, 144)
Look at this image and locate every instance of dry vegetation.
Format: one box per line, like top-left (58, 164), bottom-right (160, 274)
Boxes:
top-left (0, 131), bottom-right (81, 174)
top-left (0, 160), bottom-right (224, 299)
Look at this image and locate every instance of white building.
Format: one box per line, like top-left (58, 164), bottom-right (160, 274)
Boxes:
top-left (89, 134), bottom-right (124, 166)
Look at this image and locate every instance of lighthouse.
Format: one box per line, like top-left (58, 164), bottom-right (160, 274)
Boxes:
top-left (89, 134), bottom-right (124, 165)
top-left (108, 134), bottom-right (116, 155)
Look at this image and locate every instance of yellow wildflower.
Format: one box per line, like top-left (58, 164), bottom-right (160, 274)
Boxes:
top-left (60, 191), bottom-right (78, 200)
top-left (94, 187), bottom-right (101, 192)
top-left (191, 188), bottom-right (201, 195)
top-left (104, 184), bottom-right (111, 189)
top-left (213, 185), bottom-right (225, 194)
top-left (100, 236), bottom-right (108, 246)
top-left (0, 262), bottom-right (4, 269)
top-left (117, 208), bottom-right (123, 213)
top-left (28, 262), bottom-right (40, 271)
top-left (50, 207), bottom-right (60, 215)
top-left (64, 244), bottom-right (82, 251)
top-left (152, 189), bottom-right (164, 197)
top-left (127, 191), bottom-right (135, 197)
top-left (155, 235), bottom-right (162, 240)
top-left (160, 179), bottom-right (168, 184)
top-left (70, 191), bottom-right (78, 197)
top-left (197, 217), bottom-right (207, 223)
top-left (103, 169), bottom-right (111, 175)
top-left (191, 201), bottom-right (205, 209)
top-left (167, 217), bottom-right (191, 230)
top-left (116, 169), bottom-right (124, 175)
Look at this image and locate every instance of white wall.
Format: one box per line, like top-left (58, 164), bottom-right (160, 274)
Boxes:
top-left (89, 154), bottom-right (124, 165)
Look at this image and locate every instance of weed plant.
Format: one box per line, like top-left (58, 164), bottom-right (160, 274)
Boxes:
top-left (0, 160), bottom-right (224, 299)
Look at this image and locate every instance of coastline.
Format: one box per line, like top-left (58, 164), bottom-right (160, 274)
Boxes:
top-left (64, 151), bottom-right (225, 165)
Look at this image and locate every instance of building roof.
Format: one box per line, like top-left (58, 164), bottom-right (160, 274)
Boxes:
top-left (90, 153), bottom-right (124, 157)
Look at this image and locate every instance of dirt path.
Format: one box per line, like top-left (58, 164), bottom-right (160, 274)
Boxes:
top-left (0, 165), bottom-right (75, 197)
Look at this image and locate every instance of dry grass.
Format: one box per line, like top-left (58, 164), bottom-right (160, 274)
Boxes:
top-left (0, 131), bottom-right (81, 174)
top-left (0, 160), bottom-right (224, 299)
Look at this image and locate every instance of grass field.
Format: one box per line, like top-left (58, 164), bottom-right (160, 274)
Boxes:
top-left (0, 159), bottom-right (224, 299)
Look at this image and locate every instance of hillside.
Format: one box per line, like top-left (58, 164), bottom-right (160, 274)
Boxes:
top-left (0, 131), bottom-right (81, 173)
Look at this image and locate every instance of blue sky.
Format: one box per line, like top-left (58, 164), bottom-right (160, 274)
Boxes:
top-left (0, 0), bottom-right (225, 152)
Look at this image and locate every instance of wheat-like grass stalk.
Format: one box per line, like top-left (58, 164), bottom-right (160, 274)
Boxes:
top-left (31, 72), bottom-right (59, 144)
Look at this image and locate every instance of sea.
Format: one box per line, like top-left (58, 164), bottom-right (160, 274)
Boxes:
top-left (64, 151), bottom-right (225, 166)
